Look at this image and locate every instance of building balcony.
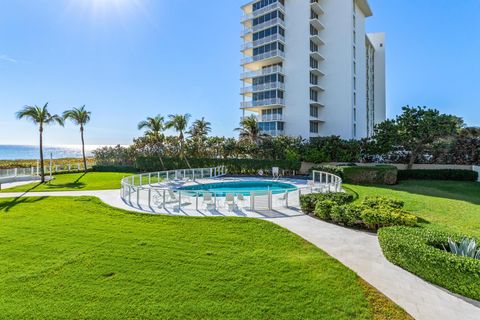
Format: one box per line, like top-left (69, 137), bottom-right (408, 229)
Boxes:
top-left (241, 34), bottom-right (285, 52)
top-left (241, 18), bottom-right (285, 37)
top-left (310, 50), bottom-right (325, 61)
top-left (241, 66), bottom-right (284, 80)
top-left (241, 114), bottom-right (284, 122)
top-left (310, 18), bottom-right (325, 31)
top-left (261, 129), bottom-right (285, 137)
top-left (241, 1), bottom-right (285, 24)
top-left (310, 34), bottom-right (325, 47)
top-left (241, 82), bottom-right (285, 95)
top-left (241, 98), bottom-right (286, 109)
top-left (310, 83), bottom-right (325, 92)
top-left (310, 67), bottom-right (325, 77)
top-left (310, 100), bottom-right (325, 108)
top-left (310, 0), bottom-right (325, 15)
top-left (241, 50), bottom-right (285, 67)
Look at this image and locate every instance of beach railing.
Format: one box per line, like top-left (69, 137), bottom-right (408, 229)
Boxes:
top-left (0, 162), bottom-right (93, 180)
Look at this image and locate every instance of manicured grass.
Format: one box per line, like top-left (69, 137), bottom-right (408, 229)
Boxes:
top-left (1, 172), bottom-right (131, 192)
top-left (345, 180), bottom-right (480, 237)
top-left (0, 197), bottom-right (411, 319)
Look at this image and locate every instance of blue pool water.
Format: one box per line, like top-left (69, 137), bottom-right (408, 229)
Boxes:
top-left (178, 180), bottom-right (297, 196)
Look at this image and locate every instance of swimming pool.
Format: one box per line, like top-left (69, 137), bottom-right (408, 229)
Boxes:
top-left (178, 180), bottom-right (298, 196)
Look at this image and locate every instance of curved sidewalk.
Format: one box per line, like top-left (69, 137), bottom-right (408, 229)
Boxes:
top-left (1, 190), bottom-right (480, 320)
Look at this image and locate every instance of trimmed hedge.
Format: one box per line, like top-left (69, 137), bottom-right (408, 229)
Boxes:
top-left (135, 157), bottom-right (301, 174)
top-left (398, 169), bottom-right (479, 182)
top-left (343, 165), bottom-right (398, 185)
top-left (299, 193), bottom-right (354, 215)
top-left (378, 227), bottom-right (480, 301)
top-left (92, 165), bottom-right (138, 173)
top-left (314, 196), bottom-right (417, 231)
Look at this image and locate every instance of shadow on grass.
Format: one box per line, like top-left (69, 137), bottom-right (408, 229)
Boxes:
top-left (0, 196), bottom-right (48, 212)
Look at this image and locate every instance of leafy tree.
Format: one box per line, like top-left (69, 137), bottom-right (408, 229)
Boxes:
top-left (454, 127), bottom-right (480, 164)
top-left (373, 106), bottom-right (463, 169)
top-left (138, 115), bottom-right (166, 169)
top-left (16, 103), bottom-right (64, 182)
top-left (63, 106), bottom-right (91, 172)
top-left (235, 115), bottom-right (270, 144)
top-left (166, 113), bottom-right (191, 167)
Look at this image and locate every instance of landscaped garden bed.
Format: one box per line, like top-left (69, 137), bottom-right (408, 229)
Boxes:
top-left (378, 226), bottom-right (480, 301)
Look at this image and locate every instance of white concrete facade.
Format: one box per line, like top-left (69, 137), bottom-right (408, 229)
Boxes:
top-left (240, 0), bottom-right (386, 139)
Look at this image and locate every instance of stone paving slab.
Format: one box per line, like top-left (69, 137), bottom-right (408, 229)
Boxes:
top-left (1, 189), bottom-right (480, 319)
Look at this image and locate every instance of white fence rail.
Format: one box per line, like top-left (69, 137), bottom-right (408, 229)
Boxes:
top-left (0, 162), bottom-right (92, 180)
top-left (120, 167), bottom-right (343, 213)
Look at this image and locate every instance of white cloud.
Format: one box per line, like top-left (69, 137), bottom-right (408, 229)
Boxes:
top-left (0, 54), bottom-right (17, 63)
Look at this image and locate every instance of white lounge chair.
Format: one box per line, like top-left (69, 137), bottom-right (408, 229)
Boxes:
top-left (237, 194), bottom-right (245, 205)
top-left (272, 167), bottom-right (280, 179)
top-left (225, 194), bottom-right (236, 212)
top-left (203, 193), bottom-right (215, 210)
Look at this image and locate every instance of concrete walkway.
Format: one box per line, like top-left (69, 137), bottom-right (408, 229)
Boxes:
top-left (1, 190), bottom-right (480, 320)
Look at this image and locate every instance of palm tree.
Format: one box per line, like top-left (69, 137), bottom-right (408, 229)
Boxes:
top-left (63, 106), bottom-right (91, 173)
top-left (188, 117), bottom-right (212, 157)
top-left (16, 103), bottom-right (64, 182)
top-left (188, 117), bottom-right (212, 140)
top-left (235, 115), bottom-right (269, 144)
top-left (138, 115), bottom-right (166, 169)
top-left (166, 113), bottom-right (191, 167)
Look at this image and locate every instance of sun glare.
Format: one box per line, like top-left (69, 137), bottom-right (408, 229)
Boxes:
top-left (67, 0), bottom-right (146, 20)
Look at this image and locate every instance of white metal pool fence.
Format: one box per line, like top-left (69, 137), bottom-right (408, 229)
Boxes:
top-left (0, 162), bottom-right (92, 180)
top-left (120, 167), bottom-right (343, 213)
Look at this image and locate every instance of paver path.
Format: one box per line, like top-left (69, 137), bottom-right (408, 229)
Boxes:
top-left (1, 190), bottom-right (480, 320)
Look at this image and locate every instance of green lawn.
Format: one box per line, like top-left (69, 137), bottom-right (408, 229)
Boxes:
top-left (345, 180), bottom-right (480, 237)
top-left (0, 197), bottom-right (410, 320)
top-left (2, 172), bottom-right (132, 192)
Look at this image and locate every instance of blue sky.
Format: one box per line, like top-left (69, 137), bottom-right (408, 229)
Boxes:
top-left (0, 0), bottom-right (479, 146)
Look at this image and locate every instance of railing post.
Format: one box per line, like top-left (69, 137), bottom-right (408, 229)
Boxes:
top-left (140, 174), bottom-right (143, 186)
top-left (148, 188), bottom-right (151, 208)
top-left (268, 190), bottom-right (272, 210)
top-left (163, 190), bottom-right (166, 208)
top-left (14, 168), bottom-right (17, 177)
top-left (148, 173), bottom-right (151, 185)
top-left (136, 187), bottom-right (140, 206)
top-left (210, 168), bottom-right (213, 178)
top-left (196, 193), bottom-right (199, 210)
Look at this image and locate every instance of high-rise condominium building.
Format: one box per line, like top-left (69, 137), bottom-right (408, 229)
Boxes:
top-left (240, 0), bottom-right (386, 139)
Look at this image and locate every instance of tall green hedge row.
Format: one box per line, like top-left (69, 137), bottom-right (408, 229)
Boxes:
top-left (398, 169), bottom-right (479, 182)
top-left (378, 227), bottom-right (480, 301)
top-left (133, 156), bottom-right (301, 174)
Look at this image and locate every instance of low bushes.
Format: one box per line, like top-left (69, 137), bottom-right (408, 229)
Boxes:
top-left (398, 169), bottom-right (479, 182)
top-left (307, 195), bottom-right (417, 231)
top-left (92, 165), bottom-right (138, 173)
top-left (342, 165), bottom-right (398, 185)
top-left (379, 227), bottom-right (480, 301)
top-left (299, 193), bottom-right (354, 215)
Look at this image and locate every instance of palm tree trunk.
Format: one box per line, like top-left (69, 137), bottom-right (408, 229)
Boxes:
top-left (80, 126), bottom-right (87, 173)
top-left (180, 139), bottom-right (191, 168)
top-left (39, 125), bottom-right (45, 183)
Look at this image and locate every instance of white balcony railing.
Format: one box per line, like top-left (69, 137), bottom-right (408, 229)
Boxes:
top-left (241, 2), bottom-right (285, 23)
top-left (241, 34), bottom-right (285, 51)
top-left (261, 129), bottom-right (285, 136)
top-left (241, 98), bottom-right (285, 109)
top-left (241, 66), bottom-right (284, 80)
top-left (241, 50), bottom-right (285, 65)
top-left (241, 114), bottom-right (284, 123)
top-left (241, 18), bottom-right (285, 37)
top-left (241, 82), bottom-right (285, 94)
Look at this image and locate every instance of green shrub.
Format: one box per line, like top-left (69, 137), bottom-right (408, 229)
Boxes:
top-left (362, 196), bottom-right (404, 209)
top-left (329, 204), bottom-right (362, 226)
top-left (360, 208), bottom-right (417, 230)
top-left (314, 200), bottom-right (338, 220)
top-left (311, 194), bottom-right (417, 231)
top-left (379, 227), bottom-right (480, 301)
top-left (343, 165), bottom-right (398, 185)
top-left (300, 193), bottom-right (354, 214)
top-left (398, 169), bottom-right (479, 182)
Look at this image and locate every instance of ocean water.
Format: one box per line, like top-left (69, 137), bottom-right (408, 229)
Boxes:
top-left (0, 145), bottom-right (101, 160)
